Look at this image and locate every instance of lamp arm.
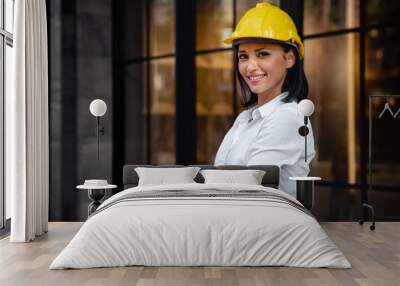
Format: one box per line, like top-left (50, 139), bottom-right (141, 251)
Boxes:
top-left (304, 116), bottom-right (308, 163)
top-left (305, 123), bottom-right (307, 162)
top-left (297, 116), bottom-right (310, 162)
top-left (97, 117), bottom-right (100, 160)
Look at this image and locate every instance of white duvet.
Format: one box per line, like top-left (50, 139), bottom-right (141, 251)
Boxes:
top-left (50, 183), bottom-right (351, 269)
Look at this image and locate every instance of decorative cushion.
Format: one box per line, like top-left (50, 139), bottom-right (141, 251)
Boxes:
top-left (200, 169), bottom-right (266, 185)
top-left (135, 167), bottom-right (201, 186)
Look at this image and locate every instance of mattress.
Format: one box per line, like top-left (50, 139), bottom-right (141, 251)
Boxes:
top-left (50, 183), bottom-right (351, 269)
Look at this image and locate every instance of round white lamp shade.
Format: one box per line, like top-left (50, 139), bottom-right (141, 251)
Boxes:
top-left (89, 99), bottom-right (107, 117)
top-left (298, 99), bottom-right (315, 117)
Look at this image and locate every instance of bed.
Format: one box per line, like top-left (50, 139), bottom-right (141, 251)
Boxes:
top-left (50, 165), bottom-right (351, 269)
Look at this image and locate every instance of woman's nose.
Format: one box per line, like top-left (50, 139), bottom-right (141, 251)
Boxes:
top-left (247, 57), bottom-right (259, 71)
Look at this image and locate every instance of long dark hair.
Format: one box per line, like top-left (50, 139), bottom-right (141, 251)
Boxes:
top-left (233, 40), bottom-right (309, 108)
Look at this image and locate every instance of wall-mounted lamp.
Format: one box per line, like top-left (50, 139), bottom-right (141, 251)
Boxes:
top-left (89, 99), bottom-right (107, 160)
top-left (298, 99), bottom-right (315, 162)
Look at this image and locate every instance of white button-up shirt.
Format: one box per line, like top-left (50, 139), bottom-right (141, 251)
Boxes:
top-left (214, 92), bottom-right (315, 198)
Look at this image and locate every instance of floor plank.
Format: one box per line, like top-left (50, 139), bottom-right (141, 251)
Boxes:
top-left (0, 222), bottom-right (399, 286)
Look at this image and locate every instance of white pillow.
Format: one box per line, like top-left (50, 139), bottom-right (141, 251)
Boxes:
top-left (200, 169), bottom-right (266, 185)
top-left (135, 167), bottom-right (201, 186)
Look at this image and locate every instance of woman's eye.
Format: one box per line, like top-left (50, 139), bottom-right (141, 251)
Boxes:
top-left (238, 54), bottom-right (248, 60)
top-left (258, 51), bottom-right (270, 57)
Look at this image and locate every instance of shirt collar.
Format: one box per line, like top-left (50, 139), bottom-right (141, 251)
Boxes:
top-left (239, 106), bottom-right (257, 124)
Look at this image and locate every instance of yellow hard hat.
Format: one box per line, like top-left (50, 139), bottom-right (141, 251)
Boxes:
top-left (224, 2), bottom-right (304, 59)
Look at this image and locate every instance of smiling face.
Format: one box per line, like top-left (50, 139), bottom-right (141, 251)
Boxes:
top-left (237, 42), bottom-right (295, 104)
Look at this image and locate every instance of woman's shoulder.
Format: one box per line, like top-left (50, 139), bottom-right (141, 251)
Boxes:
top-left (257, 102), bottom-right (306, 140)
top-left (268, 101), bottom-right (302, 123)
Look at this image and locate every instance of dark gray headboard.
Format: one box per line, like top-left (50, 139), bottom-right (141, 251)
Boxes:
top-left (123, 164), bottom-right (280, 190)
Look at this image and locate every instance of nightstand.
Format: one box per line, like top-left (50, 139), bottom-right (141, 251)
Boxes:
top-left (77, 183), bottom-right (117, 217)
top-left (289, 177), bottom-right (321, 210)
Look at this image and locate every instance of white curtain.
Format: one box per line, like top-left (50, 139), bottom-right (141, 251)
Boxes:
top-left (8, 0), bottom-right (49, 242)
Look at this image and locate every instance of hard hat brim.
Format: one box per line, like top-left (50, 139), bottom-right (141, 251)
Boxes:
top-left (224, 37), bottom-right (304, 59)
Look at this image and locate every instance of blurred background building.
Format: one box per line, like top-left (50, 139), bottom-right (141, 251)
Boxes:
top-left (45, 0), bottom-right (400, 221)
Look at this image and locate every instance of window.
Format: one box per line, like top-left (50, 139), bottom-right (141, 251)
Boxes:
top-left (1, 0), bottom-right (14, 229)
top-left (305, 32), bottom-right (360, 184)
top-left (365, 26), bottom-right (400, 187)
top-left (196, 0), bottom-right (234, 164)
top-left (123, 0), bottom-right (176, 165)
top-left (304, 0), bottom-right (359, 36)
top-left (303, 0), bottom-right (400, 220)
top-left (304, 0), bottom-right (400, 190)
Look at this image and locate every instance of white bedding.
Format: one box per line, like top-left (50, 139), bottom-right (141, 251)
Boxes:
top-left (50, 183), bottom-right (351, 269)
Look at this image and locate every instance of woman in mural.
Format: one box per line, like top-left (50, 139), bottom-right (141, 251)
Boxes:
top-left (214, 3), bottom-right (315, 198)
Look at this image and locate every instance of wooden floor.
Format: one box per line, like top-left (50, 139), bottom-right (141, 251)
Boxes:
top-left (0, 222), bottom-right (399, 286)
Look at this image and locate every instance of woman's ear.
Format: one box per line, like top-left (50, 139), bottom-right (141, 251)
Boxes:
top-left (284, 50), bottom-right (296, 69)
